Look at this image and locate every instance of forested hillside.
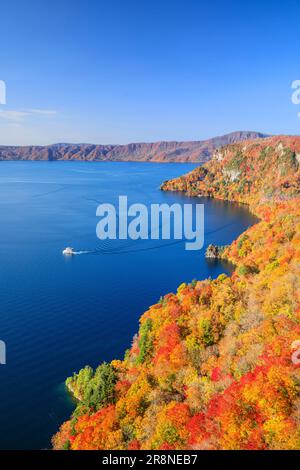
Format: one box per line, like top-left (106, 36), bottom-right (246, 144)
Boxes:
top-left (53, 136), bottom-right (300, 450)
top-left (0, 131), bottom-right (266, 162)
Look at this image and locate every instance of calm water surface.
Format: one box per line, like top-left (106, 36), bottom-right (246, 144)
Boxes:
top-left (0, 162), bottom-right (257, 449)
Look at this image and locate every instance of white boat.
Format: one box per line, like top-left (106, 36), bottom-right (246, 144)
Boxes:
top-left (62, 247), bottom-right (75, 255)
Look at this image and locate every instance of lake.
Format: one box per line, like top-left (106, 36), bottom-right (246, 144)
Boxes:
top-left (0, 161), bottom-right (257, 449)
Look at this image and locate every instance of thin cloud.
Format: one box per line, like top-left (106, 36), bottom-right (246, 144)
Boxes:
top-left (27, 109), bottom-right (57, 115)
top-left (0, 108), bottom-right (58, 122)
top-left (0, 110), bottom-right (30, 121)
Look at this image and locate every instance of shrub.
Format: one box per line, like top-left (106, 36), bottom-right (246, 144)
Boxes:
top-left (82, 363), bottom-right (117, 410)
top-left (136, 318), bottom-right (153, 364)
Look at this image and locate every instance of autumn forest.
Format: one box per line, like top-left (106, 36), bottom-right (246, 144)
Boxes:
top-left (53, 135), bottom-right (300, 450)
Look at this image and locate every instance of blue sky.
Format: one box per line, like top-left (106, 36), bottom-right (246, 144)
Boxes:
top-left (0, 0), bottom-right (299, 145)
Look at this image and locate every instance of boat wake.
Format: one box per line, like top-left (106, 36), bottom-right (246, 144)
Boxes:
top-left (62, 219), bottom-right (238, 257)
top-left (62, 247), bottom-right (91, 256)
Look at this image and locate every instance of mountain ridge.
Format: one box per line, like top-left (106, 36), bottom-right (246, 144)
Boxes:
top-left (0, 131), bottom-right (268, 162)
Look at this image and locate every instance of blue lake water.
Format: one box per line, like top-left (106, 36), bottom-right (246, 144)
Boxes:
top-left (0, 161), bottom-right (257, 449)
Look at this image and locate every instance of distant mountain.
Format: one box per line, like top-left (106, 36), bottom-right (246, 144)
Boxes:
top-left (0, 131), bottom-right (268, 163)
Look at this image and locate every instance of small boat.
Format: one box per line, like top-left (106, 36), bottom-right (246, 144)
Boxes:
top-left (62, 247), bottom-right (75, 255)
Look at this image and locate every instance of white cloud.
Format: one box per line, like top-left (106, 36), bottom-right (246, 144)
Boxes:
top-left (27, 109), bottom-right (57, 115)
top-left (0, 108), bottom-right (58, 122)
top-left (0, 110), bottom-right (30, 121)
